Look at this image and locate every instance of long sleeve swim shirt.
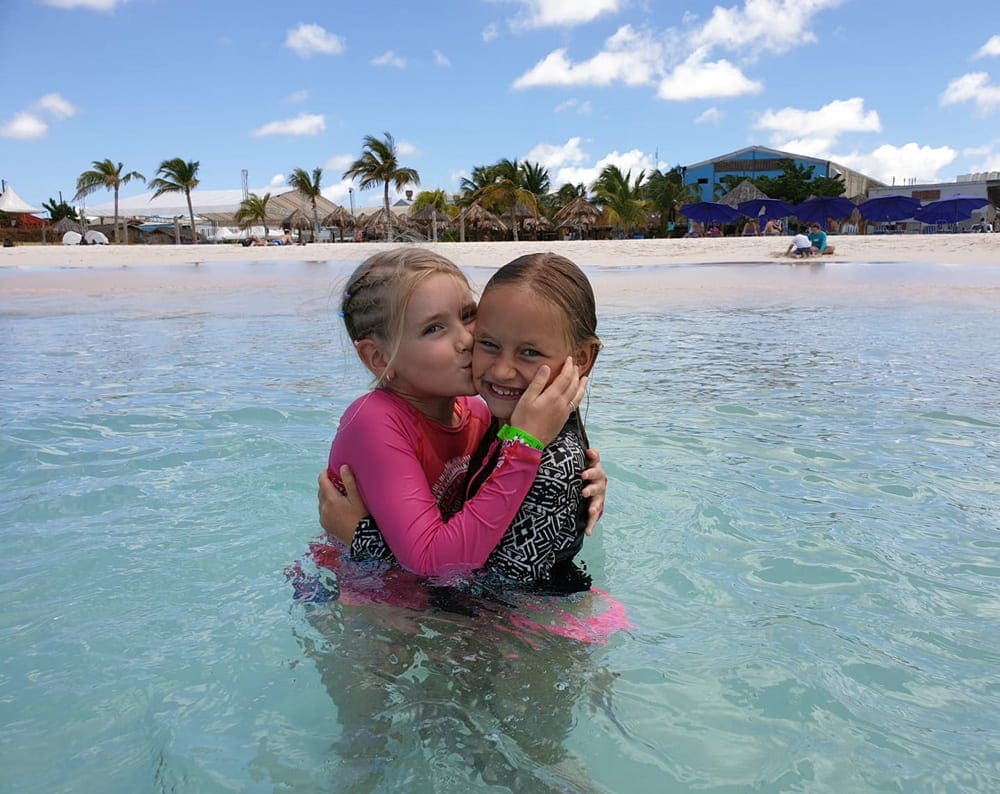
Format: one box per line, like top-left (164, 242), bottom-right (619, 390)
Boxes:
top-left (327, 389), bottom-right (543, 577)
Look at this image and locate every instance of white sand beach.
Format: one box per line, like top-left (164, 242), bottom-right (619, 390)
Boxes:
top-left (2, 236), bottom-right (997, 310)
top-left (1, 234), bottom-right (998, 271)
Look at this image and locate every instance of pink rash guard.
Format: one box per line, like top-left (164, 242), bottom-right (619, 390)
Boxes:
top-left (327, 389), bottom-right (543, 577)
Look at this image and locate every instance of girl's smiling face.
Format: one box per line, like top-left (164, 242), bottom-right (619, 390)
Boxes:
top-left (472, 284), bottom-right (574, 422)
top-left (383, 272), bottom-right (478, 415)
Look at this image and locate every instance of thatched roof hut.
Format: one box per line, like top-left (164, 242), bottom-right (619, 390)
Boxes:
top-left (322, 204), bottom-right (355, 228)
top-left (410, 205), bottom-right (452, 242)
top-left (462, 202), bottom-right (506, 230)
top-left (51, 217), bottom-right (82, 235)
top-left (556, 196), bottom-right (601, 229)
top-left (718, 179), bottom-right (768, 208)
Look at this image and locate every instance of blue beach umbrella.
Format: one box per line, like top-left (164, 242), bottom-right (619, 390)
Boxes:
top-left (680, 201), bottom-right (742, 225)
top-left (736, 198), bottom-right (796, 223)
top-left (913, 194), bottom-right (991, 225)
top-left (793, 195), bottom-right (857, 225)
top-left (858, 195), bottom-right (921, 222)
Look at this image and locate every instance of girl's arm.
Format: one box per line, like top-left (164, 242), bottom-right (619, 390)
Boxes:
top-left (325, 361), bottom-right (584, 577)
top-left (319, 452), bottom-right (608, 548)
top-left (334, 405), bottom-right (541, 577)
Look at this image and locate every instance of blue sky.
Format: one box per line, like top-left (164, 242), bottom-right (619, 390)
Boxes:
top-left (2, 0), bottom-right (998, 211)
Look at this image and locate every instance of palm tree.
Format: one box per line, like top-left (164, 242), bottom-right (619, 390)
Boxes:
top-left (73, 159), bottom-right (145, 244)
top-left (520, 161), bottom-right (551, 198)
top-left (477, 158), bottom-right (538, 242)
top-left (644, 168), bottom-right (702, 235)
top-left (42, 196), bottom-right (78, 223)
top-left (234, 192), bottom-right (272, 240)
top-left (343, 132), bottom-right (420, 242)
top-left (591, 165), bottom-right (648, 237)
top-left (287, 167), bottom-right (323, 238)
top-left (459, 164), bottom-right (499, 204)
top-left (411, 189), bottom-right (452, 242)
top-left (148, 158), bottom-right (200, 245)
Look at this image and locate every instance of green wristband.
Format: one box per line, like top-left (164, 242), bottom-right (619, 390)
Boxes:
top-left (497, 424), bottom-right (545, 450)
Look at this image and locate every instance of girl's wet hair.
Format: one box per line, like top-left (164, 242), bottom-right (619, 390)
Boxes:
top-left (341, 248), bottom-right (470, 381)
top-left (483, 252), bottom-right (601, 365)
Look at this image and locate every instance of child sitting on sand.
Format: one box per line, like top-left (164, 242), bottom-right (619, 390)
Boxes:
top-left (786, 231), bottom-right (814, 258)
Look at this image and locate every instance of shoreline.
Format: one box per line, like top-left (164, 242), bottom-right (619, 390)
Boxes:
top-left (1, 234), bottom-right (998, 272)
top-left (2, 237), bottom-right (997, 310)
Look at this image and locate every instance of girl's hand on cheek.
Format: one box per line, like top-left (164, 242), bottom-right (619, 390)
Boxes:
top-left (509, 357), bottom-right (586, 446)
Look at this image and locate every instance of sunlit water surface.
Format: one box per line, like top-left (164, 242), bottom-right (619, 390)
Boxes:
top-left (2, 260), bottom-right (998, 793)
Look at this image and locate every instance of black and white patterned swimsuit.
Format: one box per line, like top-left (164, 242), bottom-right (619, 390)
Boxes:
top-left (351, 414), bottom-right (590, 590)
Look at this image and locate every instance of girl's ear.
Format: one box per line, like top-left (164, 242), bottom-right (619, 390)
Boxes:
top-left (354, 338), bottom-right (392, 381)
top-left (574, 342), bottom-right (600, 377)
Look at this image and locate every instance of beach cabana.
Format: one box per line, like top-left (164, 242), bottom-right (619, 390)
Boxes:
top-left (718, 179), bottom-right (768, 209)
top-left (322, 205), bottom-right (355, 241)
top-left (360, 207), bottom-right (421, 242)
top-left (460, 202), bottom-right (507, 241)
top-left (556, 196), bottom-right (600, 239)
top-left (410, 205), bottom-right (451, 242)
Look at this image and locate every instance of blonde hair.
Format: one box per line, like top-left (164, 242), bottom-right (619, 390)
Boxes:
top-left (341, 248), bottom-right (470, 382)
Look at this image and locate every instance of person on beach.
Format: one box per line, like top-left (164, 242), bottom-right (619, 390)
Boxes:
top-left (329, 253), bottom-right (602, 592)
top-left (317, 248), bottom-right (605, 586)
top-left (787, 231), bottom-right (814, 258)
top-left (808, 222), bottom-right (835, 256)
top-left (763, 219), bottom-right (782, 236)
top-left (741, 219), bottom-right (760, 236)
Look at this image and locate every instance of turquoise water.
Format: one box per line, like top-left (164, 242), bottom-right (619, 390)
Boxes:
top-left (2, 260), bottom-right (998, 792)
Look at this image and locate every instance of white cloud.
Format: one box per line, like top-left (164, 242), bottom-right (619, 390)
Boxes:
top-left (285, 23), bottom-right (345, 57)
top-left (433, 50), bottom-right (450, 67)
top-left (939, 72), bottom-right (1000, 115)
top-left (42, 0), bottom-right (124, 10)
top-left (524, 137), bottom-right (589, 170)
top-left (690, 0), bottom-right (843, 57)
top-left (509, 0), bottom-right (625, 30)
top-left (35, 93), bottom-right (77, 119)
top-left (250, 113), bottom-right (326, 137)
top-left (695, 107), bottom-right (723, 124)
top-left (553, 98), bottom-right (592, 114)
top-left (772, 136), bottom-right (839, 157)
top-left (482, 23), bottom-right (499, 42)
top-left (658, 54), bottom-right (763, 100)
top-left (372, 50), bottom-right (406, 68)
top-left (756, 97), bottom-right (882, 145)
top-left (512, 2), bottom-right (843, 101)
top-left (285, 90), bottom-right (309, 104)
top-left (321, 179), bottom-right (359, 205)
top-left (513, 25), bottom-right (661, 89)
top-left (0, 93), bottom-right (79, 140)
top-left (833, 143), bottom-right (957, 184)
top-left (396, 140), bottom-right (418, 157)
top-left (269, 173), bottom-right (286, 187)
top-left (974, 35), bottom-right (1000, 58)
top-left (553, 148), bottom-right (653, 190)
top-left (324, 154), bottom-right (354, 171)
top-left (0, 112), bottom-right (48, 140)
top-left (963, 140), bottom-right (1000, 172)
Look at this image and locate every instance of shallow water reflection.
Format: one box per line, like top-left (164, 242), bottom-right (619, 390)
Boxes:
top-left (1, 262), bottom-right (998, 792)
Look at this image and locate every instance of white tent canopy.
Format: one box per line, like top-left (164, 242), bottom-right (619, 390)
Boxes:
top-left (86, 186), bottom-right (299, 219)
top-left (0, 183), bottom-right (43, 215)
